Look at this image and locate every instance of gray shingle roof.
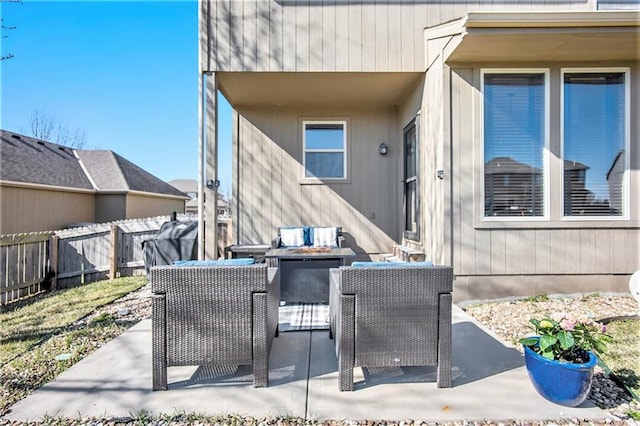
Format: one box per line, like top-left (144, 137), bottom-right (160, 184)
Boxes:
top-left (1, 129), bottom-right (187, 198)
top-left (76, 150), bottom-right (186, 197)
top-left (0, 129), bottom-right (93, 189)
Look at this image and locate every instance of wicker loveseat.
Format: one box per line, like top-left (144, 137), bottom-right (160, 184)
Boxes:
top-left (271, 226), bottom-right (345, 249)
top-left (329, 263), bottom-right (454, 391)
top-left (151, 262), bottom-right (279, 390)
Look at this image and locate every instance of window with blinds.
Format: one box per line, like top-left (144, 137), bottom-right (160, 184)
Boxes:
top-left (562, 71), bottom-right (627, 217)
top-left (303, 121), bottom-right (346, 179)
top-left (483, 72), bottom-right (547, 218)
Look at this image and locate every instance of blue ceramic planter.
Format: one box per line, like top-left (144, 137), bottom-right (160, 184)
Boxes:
top-left (523, 337), bottom-right (597, 407)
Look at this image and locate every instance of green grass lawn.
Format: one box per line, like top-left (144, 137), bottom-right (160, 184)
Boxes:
top-left (599, 317), bottom-right (640, 401)
top-left (0, 276), bottom-right (147, 415)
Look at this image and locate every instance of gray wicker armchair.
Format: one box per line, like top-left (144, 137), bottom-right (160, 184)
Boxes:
top-left (329, 264), bottom-right (453, 391)
top-left (151, 264), bottom-right (279, 390)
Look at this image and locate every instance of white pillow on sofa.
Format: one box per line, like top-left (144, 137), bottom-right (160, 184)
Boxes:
top-left (280, 227), bottom-right (305, 247)
top-left (313, 227), bottom-right (337, 247)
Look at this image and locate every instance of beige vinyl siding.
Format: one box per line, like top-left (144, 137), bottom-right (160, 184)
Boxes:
top-left (204, 0), bottom-right (594, 73)
top-left (0, 185), bottom-right (95, 234)
top-left (447, 64), bottom-right (639, 299)
top-left (94, 194), bottom-right (126, 223)
top-left (125, 194), bottom-right (185, 220)
top-left (233, 106), bottom-right (401, 256)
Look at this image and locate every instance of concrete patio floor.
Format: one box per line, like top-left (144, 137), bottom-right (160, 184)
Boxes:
top-left (3, 306), bottom-right (612, 423)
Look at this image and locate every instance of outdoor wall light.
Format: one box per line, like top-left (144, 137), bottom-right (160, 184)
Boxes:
top-left (379, 143), bottom-right (388, 156)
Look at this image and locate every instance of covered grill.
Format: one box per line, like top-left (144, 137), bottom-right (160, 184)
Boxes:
top-left (143, 214), bottom-right (198, 278)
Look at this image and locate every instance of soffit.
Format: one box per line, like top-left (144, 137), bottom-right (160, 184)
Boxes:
top-left (435, 11), bottom-right (640, 64)
top-left (217, 72), bottom-right (424, 107)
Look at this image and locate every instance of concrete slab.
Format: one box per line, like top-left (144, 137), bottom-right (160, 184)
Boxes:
top-left (305, 307), bottom-right (610, 423)
top-left (4, 320), bottom-right (309, 422)
top-left (3, 306), bottom-right (612, 423)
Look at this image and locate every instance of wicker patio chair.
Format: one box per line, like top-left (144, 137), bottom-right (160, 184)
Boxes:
top-left (329, 264), bottom-right (453, 391)
top-left (151, 264), bottom-right (279, 390)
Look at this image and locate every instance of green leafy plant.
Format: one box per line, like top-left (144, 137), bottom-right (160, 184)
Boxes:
top-left (519, 312), bottom-right (610, 363)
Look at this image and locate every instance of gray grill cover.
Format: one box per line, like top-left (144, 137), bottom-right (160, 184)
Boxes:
top-left (143, 220), bottom-right (198, 276)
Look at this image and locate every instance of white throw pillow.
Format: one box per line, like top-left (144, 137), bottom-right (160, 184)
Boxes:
top-left (280, 227), bottom-right (305, 247)
top-left (313, 227), bottom-right (337, 247)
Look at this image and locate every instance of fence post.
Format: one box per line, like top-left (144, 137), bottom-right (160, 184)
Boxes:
top-left (109, 224), bottom-right (118, 280)
top-left (50, 234), bottom-right (59, 290)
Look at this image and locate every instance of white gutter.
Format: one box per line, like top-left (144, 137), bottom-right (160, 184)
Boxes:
top-left (463, 10), bottom-right (640, 28)
top-left (0, 180), bottom-right (96, 194)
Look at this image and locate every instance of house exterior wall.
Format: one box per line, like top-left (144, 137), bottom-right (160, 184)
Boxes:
top-left (95, 194), bottom-right (127, 224)
top-left (445, 63), bottom-right (639, 301)
top-left (125, 194), bottom-right (186, 219)
top-left (0, 184), bottom-right (95, 234)
top-left (202, 0), bottom-right (595, 74)
top-left (232, 106), bottom-right (400, 257)
top-left (202, 0), bottom-right (639, 301)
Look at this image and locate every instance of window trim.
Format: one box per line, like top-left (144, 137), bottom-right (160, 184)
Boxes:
top-left (403, 117), bottom-right (420, 242)
top-left (301, 120), bottom-right (348, 182)
top-left (480, 68), bottom-right (551, 222)
top-left (560, 67), bottom-right (631, 221)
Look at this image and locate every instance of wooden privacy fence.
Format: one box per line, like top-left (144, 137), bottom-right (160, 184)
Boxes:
top-left (1, 215), bottom-right (194, 305)
top-left (0, 232), bottom-right (52, 305)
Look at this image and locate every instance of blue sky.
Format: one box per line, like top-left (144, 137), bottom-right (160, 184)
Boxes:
top-left (1, 0), bottom-right (232, 196)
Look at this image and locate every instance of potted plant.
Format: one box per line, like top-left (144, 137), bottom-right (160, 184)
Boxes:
top-left (519, 312), bottom-right (610, 407)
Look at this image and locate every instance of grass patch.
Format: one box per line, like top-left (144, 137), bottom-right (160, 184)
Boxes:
top-left (599, 317), bottom-right (640, 400)
top-left (521, 294), bottom-right (549, 302)
top-left (0, 276), bottom-right (146, 366)
top-left (0, 276), bottom-right (146, 415)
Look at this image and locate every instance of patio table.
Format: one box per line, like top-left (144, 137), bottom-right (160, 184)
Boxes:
top-left (266, 247), bottom-right (356, 303)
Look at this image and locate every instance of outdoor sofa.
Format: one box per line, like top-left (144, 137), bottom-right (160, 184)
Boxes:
top-left (329, 262), bottom-right (454, 391)
top-left (271, 226), bottom-right (344, 249)
top-left (151, 260), bottom-right (279, 390)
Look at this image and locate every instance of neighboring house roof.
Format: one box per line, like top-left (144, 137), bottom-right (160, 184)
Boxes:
top-left (168, 179), bottom-right (198, 195)
top-left (1, 129), bottom-right (187, 199)
top-left (0, 129), bottom-right (93, 190)
top-left (484, 157), bottom-right (542, 175)
top-left (77, 150), bottom-right (186, 197)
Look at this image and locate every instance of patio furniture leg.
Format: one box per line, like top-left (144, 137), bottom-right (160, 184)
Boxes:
top-left (338, 294), bottom-right (355, 391)
top-left (253, 292), bottom-right (269, 387)
top-left (437, 293), bottom-right (452, 388)
top-left (152, 293), bottom-right (168, 391)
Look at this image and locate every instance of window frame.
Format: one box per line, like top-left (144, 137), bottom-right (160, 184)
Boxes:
top-left (480, 68), bottom-right (551, 222)
top-left (403, 117), bottom-right (420, 242)
top-left (302, 120), bottom-right (348, 182)
top-left (560, 67), bottom-right (630, 221)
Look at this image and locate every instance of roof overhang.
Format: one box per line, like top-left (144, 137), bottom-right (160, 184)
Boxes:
top-left (427, 11), bottom-right (640, 64)
top-left (217, 72), bottom-right (424, 108)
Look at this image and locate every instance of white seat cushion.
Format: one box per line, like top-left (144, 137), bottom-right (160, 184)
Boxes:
top-left (313, 227), bottom-right (337, 247)
top-left (280, 227), bottom-right (305, 247)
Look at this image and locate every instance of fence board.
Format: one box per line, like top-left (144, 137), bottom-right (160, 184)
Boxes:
top-left (0, 232), bottom-right (52, 304)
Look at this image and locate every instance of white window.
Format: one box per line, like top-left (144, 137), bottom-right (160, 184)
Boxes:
top-left (482, 70), bottom-right (549, 219)
top-left (303, 121), bottom-right (346, 179)
top-left (562, 69), bottom-right (629, 218)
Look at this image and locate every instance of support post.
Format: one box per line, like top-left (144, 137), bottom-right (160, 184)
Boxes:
top-left (50, 235), bottom-right (59, 290)
top-left (204, 72), bottom-right (219, 259)
top-left (109, 224), bottom-right (118, 279)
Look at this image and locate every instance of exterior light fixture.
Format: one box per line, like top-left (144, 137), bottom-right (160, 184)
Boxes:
top-left (379, 143), bottom-right (388, 156)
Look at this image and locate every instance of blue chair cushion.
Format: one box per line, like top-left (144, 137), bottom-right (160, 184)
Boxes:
top-left (173, 258), bottom-right (255, 266)
top-left (351, 261), bottom-right (433, 268)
